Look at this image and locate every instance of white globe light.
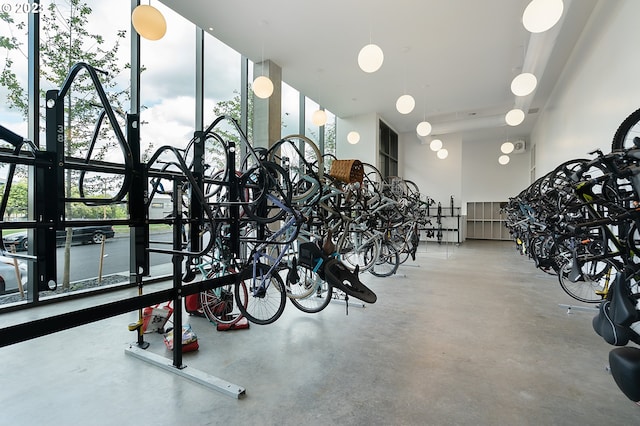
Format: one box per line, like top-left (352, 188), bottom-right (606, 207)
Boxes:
top-left (312, 109), bottom-right (327, 126)
top-left (498, 155), bottom-right (511, 165)
top-left (347, 131), bottom-right (360, 144)
top-left (416, 121), bottom-right (432, 136)
top-left (505, 108), bottom-right (525, 126)
top-left (252, 76), bottom-right (274, 99)
top-left (357, 44), bottom-right (384, 73)
top-left (511, 73), bottom-right (537, 96)
top-left (437, 148), bottom-right (449, 159)
top-left (396, 94), bottom-right (415, 114)
top-left (523, 0), bottom-right (564, 33)
top-left (132, 5), bottom-right (167, 41)
top-left (501, 141), bottom-right (515, 154)
top-left (429, 139), bottom-right (443, 151)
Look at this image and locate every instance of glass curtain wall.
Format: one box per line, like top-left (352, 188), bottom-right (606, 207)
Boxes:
top-left (281, 81), bottom-right (299, 136)
top-left (139, 2), bottom-right (195, 277)
top-left (0, 1), bottom-right (338, 307)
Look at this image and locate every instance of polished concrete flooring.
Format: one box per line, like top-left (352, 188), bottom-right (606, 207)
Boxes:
top-left (1, 240), bottom-right (639, 425)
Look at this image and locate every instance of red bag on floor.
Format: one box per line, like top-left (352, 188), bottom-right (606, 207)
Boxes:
top-left (163, 324), bottom-right (199, 353)
top-left (184, 293), bottom-right (205, 317)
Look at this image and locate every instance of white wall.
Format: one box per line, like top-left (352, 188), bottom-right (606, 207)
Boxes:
top-left (333, 2), bottom-right (640, 231)
top-left (339, 113), bottom-right (531, 215)
top-left (336, 112), bottom-right (378, 165)
top-left (402, 133), bottom-right (462, 208)
top-left (532, 0), bottom-right (640, 176)
top-left (461, 139), bottom-right (531, 208)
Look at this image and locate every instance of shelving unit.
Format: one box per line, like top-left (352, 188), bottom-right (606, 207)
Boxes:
top-left (466, 201), bottom-right (509, 240)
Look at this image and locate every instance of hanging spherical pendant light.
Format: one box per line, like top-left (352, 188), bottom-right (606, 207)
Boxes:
top-left (511, 73), bottom-right (537, 96)
top-left (253, 75), bottom-right (274, 99)
top-left (358, 44), bottom-right (384, 73)
top-left (429, 139), bottom-right (443, 152)
top-left (522, 0), bottom-right (564, 33)
top-left (347, 131), bottom-right (361, 144)
top-left (396, 94), bottom-right (415, 114)
top-left (416, 121), bottom-right (432, 137)
top-left (501, 141), bottom-right (515, 154)
top-left (505, 108), bottom-right (525, 126)
top-left (312, 109), bottom-right (327, 126)
top-left (132, 4), bottom-right (167, 41)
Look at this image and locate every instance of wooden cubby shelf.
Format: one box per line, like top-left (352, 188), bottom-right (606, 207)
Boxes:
top-left (466, 201), bottom-right (509, 241)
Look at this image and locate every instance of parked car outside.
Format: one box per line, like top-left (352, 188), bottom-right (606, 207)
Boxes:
top-left (0, 255), bottom-right (27, 294)
top-left (2, 225), bottom-right (116, 252)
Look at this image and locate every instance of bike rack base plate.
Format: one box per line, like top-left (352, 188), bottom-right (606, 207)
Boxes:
top-left (125, 345), bottom-right (246, 399)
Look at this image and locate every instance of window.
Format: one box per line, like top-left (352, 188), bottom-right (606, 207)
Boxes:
top-left (281, 82), bottom-right (300, 136)
top-left (379, 120), bottom-right (398, 178)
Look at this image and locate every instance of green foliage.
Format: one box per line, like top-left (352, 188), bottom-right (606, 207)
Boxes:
top-left (4, 180), bottom-right (28, 219)
top-left (1, 1), bottom-right (129, 288)
top-left (1, 1), bottom-right (128, 185)
top-left (209, 89), bottom-right (254, 171)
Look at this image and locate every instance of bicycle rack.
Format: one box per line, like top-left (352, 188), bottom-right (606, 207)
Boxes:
top-left (0, 63), bottom-right (247, 399)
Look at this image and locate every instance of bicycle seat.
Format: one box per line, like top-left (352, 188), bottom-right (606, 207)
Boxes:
top-left (609, 347), bottom-right (640, 402)
top-left (323, 259), bottom-right (377, 304)
top-left (609, 276), bottom-right (639, 327)
top-left (592, 300), bottom-right (630, 346)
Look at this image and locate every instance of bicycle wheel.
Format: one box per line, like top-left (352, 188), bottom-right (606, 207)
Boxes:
top-left (612, 108), bottom-right (640, 150)
top-left (340, 229), bottom-right (380, 273)
top-left (235, 262), bottom-right (287, 325)
top-left (369, 240), bottom-right (400, 277)
top-left (201, 279), bottom-right (247, 326)
top-left (288, 267), bottom-right (333, 313)
top-left (557, 257), bottom-right (620, 303)
top-left (268, 135), bottom-right (323, 207)
top-left (239, 161), bottom-right (292, 224)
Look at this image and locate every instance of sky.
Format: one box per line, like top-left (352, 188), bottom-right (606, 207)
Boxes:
top-left (0, 0), bottom-right (307, 155)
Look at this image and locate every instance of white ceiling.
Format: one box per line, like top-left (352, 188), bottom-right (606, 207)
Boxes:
top-left (159, 0), bottom-right (598, 142)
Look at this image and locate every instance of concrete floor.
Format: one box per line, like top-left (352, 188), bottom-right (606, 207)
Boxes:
top-left (1, 240), bottom-right (639, 425)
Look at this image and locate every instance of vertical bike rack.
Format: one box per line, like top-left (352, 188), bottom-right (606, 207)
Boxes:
top-left (1, 63), bottom-right (247, 398)
top-left (125, 132), bottom-right (246, 399)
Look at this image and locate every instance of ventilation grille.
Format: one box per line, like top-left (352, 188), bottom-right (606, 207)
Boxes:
top-left (512, 140), bottom-right (526, 154)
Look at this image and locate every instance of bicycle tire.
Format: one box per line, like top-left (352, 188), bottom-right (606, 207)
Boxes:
top-left (201, 279), bottom-right (247, 326)
top-left (239, 161), bottom-right (293, 224)
top-left (288, 268), bottom-right (333, 313)
top-left (369, 240), bottom-right (400, 277)
top-left (612, 108), bottom-right (640, 151)
top-left (340, 229), bottom-right (380, 273)
top-left (557, 257), bottom-right (620, 303)
top-left (235, 262), bottom-right (287, 325)
top-left (200, 282), bottom-right (248, 325)
top-left (268, 135), bottom-right (323, 207)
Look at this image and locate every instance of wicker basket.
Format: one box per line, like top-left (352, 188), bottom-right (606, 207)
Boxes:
top-left (329, 159), bottom-right (364, 184)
